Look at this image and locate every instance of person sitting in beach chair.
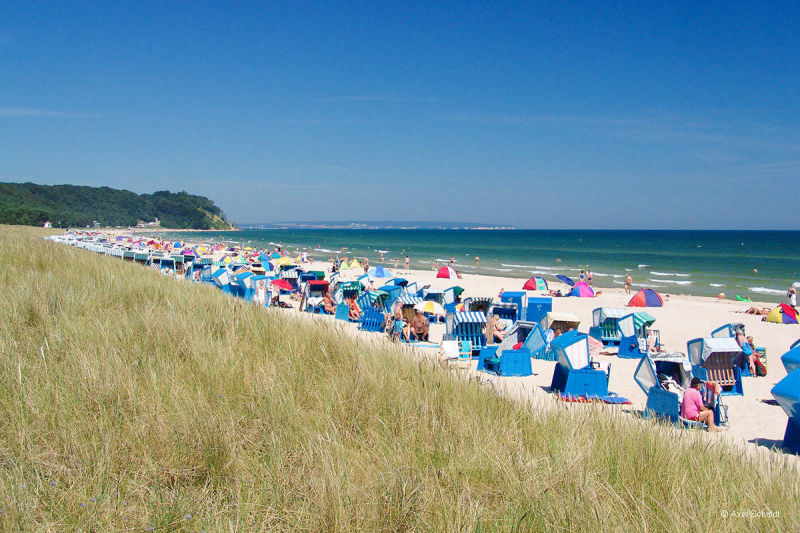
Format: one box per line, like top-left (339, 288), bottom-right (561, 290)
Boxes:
top-left (410, 311), bottom-right (429, 341)
top-left (322, 291), bottom-right (336, 314)
top-left (490, 314), bottom-right (508, 343)
top-left (346, 297), bottom-right (361, 321)
top-left (681, 377), bottom-right (723, 431)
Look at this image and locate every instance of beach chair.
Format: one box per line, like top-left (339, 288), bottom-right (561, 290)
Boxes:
top-left (589, 307), bottom-right (626, 346)
top-left (635, 353), bottom-right (694, 424)
top-left (477, 321), bottom-right (546, 376)
top-left (211, 268), bottom-right (232, 294)
top-left (359, 308), bottom-right (386, 332)
top-left (446, 311), bottom-right (487, 354)
top-left (525, 297), bottom-right (551, 324)
top-left (443, 286), bottom-right (459, 314)
top-left (687, 338), bottom-right (744, 396)
top-left (792, 339), bottom-right (800, 351)
top-left (459, 341), bottom-right (472, 360)
top-left (489, 302), bottom-right (518, 323)
top-left (404, 282), bottom-right (419, 298)
top-left (500, 291), bottom-right (526, 321)
top-left (710, 323), bottom-right (765, 377)
top-left (772, 362), bottom-right (800, 452)
top-left (782, 346), bottom-right (800, 374)
top-left (334, 304), bottom-right (351, 321)
top-left (617, 312), bottom-right (658, 359)
top-left (549, 331), bottom-right (610, 398)
top-left (462, 297), bottom-right (492, 314)
top-left (304, 280), bottom-right (330, 313)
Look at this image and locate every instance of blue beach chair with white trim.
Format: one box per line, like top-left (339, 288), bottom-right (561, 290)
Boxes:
top-left (525, 297), bottom-right (551, 324)
top-left (446, 311), bottom-right (487, 355)
top-left (500, 291), bottom-right (526, 322)
top-left (687, 337), bottom-right (743, 396)
top-left (549, 331), bottom-right (610, 398)
top-left (617, 312), bottom-right (659, 359)
top-left (589, 307), bottom-right (626, 346)
top-left (477, 321), bottom-right (547, 376)
top-left (772, 352), bottom-right (800, 453)
top-left (211, 268), bottom-right (232, 294)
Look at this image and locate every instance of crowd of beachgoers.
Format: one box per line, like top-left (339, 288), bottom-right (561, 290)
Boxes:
top-left (47, 229), bottom-right (800, 458)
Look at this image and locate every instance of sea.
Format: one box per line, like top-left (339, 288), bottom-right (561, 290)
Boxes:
top-left (157, 229), bottom-right (800, 302)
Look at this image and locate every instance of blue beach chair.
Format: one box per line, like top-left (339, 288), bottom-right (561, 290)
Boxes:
top-left (446, 311), bottom-right (487, 354)
top-left (589, 307), bottom-right (627, 346)
top-left (525, 297), bottom-right (551, 324)
top-left (687, 338), bottom-right (744, 397)
top-left (549, 331), bottom-right (610, 398)
top-left (617, 312), bottom-right (659, 359)
top-left (771, 355), bottom-right (800, 453)
top-left (477, 321), bottom-right (546, 376)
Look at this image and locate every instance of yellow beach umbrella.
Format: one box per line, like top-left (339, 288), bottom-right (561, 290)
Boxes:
top-left (413, 301), bottom-right (446, 315)
top-left (274, 256), bottom-right (292, 266)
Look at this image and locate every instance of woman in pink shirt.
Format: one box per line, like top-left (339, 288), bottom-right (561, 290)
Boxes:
top-left (681, 378), bottom-right (721, 431)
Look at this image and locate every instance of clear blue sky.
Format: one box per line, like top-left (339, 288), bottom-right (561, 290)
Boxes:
top-left (2, 2), bottom-right (798, 228)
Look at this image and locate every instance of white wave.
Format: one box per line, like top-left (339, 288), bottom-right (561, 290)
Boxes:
top-left (314, 248), bottom-right (333, 253)
top-left (501, 263), bottom-right (535, 268)
top-left (589, 272), bottom-right (611, 277)
top-left (749, 287), bottom-right (785, 295)
top-left (533, 265), bottom-right (561, 271)
top-left (495, 268), bottom-right (512, 272)
top-left (612, 274), bottom-right (625, 278)
top-left (638, 264), bottom-right (649, 268)
top-left (650, 279), bottom-right (693, 285)
top-left (529, 270), bottom-right (553, 275)
top-left (374, 249), bottom-right (390, 253)
top-left (793, 281), bottom-right (800, 288)
top-left (710, 283), bottom-right (725, 287)
top-left (650, 271), bottom-right (691, 277)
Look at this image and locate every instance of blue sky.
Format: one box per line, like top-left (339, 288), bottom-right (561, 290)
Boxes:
top-left (1, 2), bottom-right (799, 228)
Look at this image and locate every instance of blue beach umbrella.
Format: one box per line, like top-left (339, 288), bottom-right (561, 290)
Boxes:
top-left (556, 274), bottom-right (575, 286)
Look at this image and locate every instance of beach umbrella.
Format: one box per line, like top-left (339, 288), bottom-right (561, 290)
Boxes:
top-left (270, 279), bottom-right (293, 291)
top-left (436, 266), bottom-right (458, 279)
top-left (243, 246), bottom-right (253, 251)
top-left (556, 274), bottom-right (575, 286)
top-left (414, 300), bottom-right (446, 315)
top-left (367, 265), bottom-right (392, 279)
top-left (273, 256), bottom-right (292, 267)
top-left (523, 276), bottom-right (548, 291)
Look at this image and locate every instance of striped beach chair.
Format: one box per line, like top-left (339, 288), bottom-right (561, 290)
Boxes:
top-left (446, 311), bottom-right (487, 354)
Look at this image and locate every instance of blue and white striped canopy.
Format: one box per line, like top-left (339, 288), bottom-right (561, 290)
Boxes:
top-left (399, 295), bottom-right (423, 305)
top-left (453, 311), bottom-right (486, 325)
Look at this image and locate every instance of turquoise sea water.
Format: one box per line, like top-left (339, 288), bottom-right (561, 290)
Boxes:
top-left (159, 229), bottom-right (800, 302)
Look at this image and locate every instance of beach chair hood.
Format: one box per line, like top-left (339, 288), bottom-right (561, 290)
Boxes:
top-left (618, 312), bottom-right (656, 338)
top-left (687, 337), bottom-right (741, 366)
top-left (592, 307), bottom-right (627, 327)
top-left (634, 355), bottom-right (659, 395)
top-left (550, 331), bottom-right (590, 371)
top-left (781, 346), bottom-right (800, 374)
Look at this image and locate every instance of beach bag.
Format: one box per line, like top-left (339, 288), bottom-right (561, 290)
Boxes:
top-left (755, 359), bottom-right (767, 377)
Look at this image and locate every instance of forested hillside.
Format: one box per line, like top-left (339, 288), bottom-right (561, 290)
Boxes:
top-left (0, 182), bottom-right (232, 229)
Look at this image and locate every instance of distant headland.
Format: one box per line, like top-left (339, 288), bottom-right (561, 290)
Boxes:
top-left (0, 182), bottom-right (234, 230)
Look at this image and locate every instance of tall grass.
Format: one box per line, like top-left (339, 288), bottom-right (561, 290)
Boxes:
top-left (0, 225), bottom-right (797, 531)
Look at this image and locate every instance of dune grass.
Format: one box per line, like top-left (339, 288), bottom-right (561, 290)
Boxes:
top-left (0, 225), bottom-right (798, 531)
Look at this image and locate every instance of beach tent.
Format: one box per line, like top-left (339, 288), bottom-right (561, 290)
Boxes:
top-left (349, 259), bottom-right (361, 269)
top-left (569, 281), bottom-right (595, 298)
top-left (766, 303), bottom-right (799, 325)
top-left (627, 288), bottom-right (664, 307)
top-left (523, 276), bottom-right (548, 291)
top-left (436, 266), bottom-right (458, 279)
top-left (556, 274), bottom-right (575, 286)
top-left (367, 265), bottom-right (392, 279)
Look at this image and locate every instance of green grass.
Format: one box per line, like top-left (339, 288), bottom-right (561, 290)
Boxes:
top-left (0, 225), bottom-right (797, 531)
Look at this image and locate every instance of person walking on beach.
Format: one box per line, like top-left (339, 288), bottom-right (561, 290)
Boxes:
top-left (404, 255), bottom-right (410, 271)
top-left (579, 270), bottom-right (585, 282)
top-left (789, 287), bottom-right (797, 307)
top-left (393, 257), bottom-right (399, 269)
top-left (624, 272), bottom-right (632, 294)
top-left (587, 269), bottom-right (593, 286)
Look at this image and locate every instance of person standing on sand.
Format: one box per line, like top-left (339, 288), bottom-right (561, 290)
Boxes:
top-left (587, 269), bottom-right (593, 286)
top-left (404, 255), bottom-right (410, 271)
top-left (393, 257), bottom-right (399, 269)
top-left (624, 272), bottom-right (632, 294)
top-left (789, 287), bottom-right (797, 307)
top-left (579, 270), bottom-right (585, 282)
top-left (475, 256), bottom-right (480, 264)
